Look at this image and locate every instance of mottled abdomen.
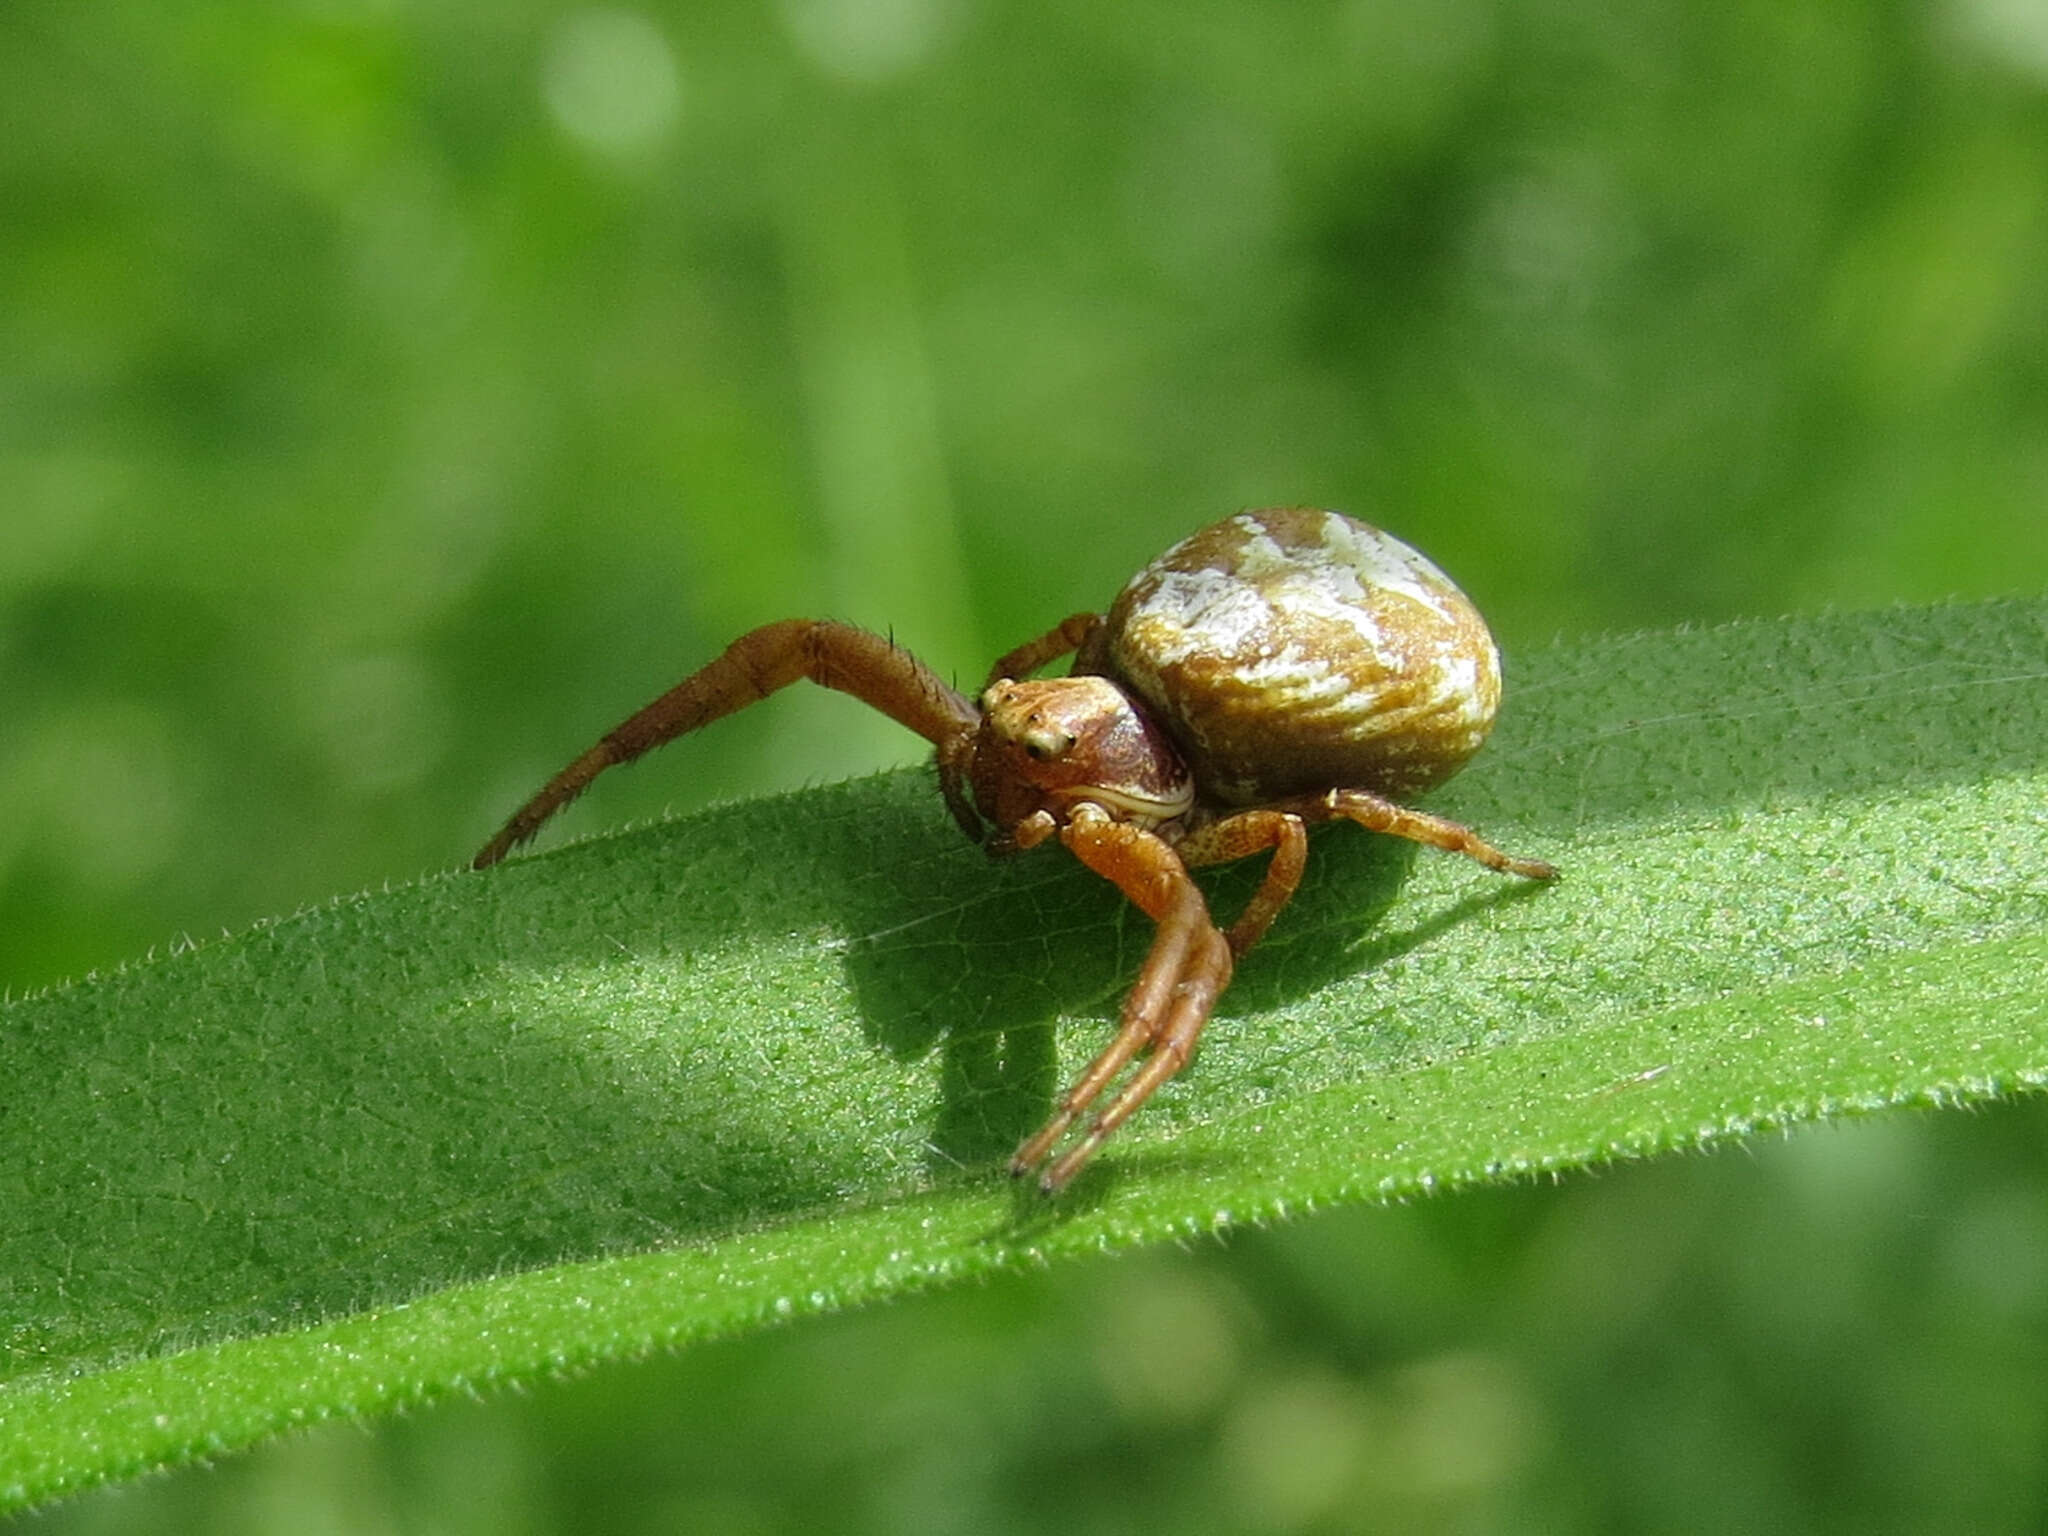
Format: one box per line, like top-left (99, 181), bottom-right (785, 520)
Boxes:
top-left (1096, 509), bottom-right (1502, 805)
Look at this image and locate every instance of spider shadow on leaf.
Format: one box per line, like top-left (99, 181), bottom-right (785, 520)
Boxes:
top-left (831, 806), bottom-right (1489, 1180)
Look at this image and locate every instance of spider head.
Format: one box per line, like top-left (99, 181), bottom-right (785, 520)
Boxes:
top-left (955, 676), bottom-right (1195, 856)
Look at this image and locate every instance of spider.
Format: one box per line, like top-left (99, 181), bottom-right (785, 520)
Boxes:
top-left (474, 509), bottom-right (1555, 1192)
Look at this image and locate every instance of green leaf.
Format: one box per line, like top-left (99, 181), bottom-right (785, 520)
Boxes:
top-left (4, 598), bottom-right (2046, 1511)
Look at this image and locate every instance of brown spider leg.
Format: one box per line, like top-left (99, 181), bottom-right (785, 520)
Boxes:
top-left (1177, 810), bottom-right (1312, 955)
top-left (474, 619), bottom-right (978, 868)
top-left (1036, 922), bottom-right (1230, 1193)
top-left (1006, 916), bottom-right (1196, 1179)
top-left (1009, 806), bottom-right (1233, 1192)
top-left (1273, 789), bottom-right (1557, 881)
top-left (982, 612), bottom-right (1101, 689)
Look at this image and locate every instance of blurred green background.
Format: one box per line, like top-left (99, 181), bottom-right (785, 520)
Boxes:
top-left (5, 0), bottom-right (2047, 1528)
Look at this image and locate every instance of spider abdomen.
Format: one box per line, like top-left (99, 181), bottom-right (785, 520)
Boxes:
top-left (1098, 508), bottom-right (1503, 806)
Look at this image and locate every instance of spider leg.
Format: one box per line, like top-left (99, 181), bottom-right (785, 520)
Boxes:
top-left (474, 619), bottom-right (978, 868)
top-left (1036, 921), bottom-right (1231, 1193)
top-left (1271, 789), bottom-right (1557, 881)
top-left (1009, 806), bottom-right (1232, 1193)
top-left (982, 612), bottom-right (1101, 690)
top-left (1176, 809), bottom-right (1311, 956)
top-left (1005, 918), bottom-right (1195, 1180)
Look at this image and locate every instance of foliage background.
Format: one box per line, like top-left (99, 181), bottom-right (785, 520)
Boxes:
top-left (4, 0), bottom-right (2047, 1529)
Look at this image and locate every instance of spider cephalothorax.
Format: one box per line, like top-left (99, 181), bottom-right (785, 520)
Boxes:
top-left (475, 509), bottom-right (1555, 1192)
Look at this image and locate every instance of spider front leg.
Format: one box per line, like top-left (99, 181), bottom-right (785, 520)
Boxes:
top-left (474, 619), bottom-right (978, 868)
top-left (1009, 804), bottom-right (1234, 1194)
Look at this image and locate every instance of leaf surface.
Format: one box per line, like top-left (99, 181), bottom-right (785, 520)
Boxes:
top-left (4, 599), bottom-right (2046, 1510)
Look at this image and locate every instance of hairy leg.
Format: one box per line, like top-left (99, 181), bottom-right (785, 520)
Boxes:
top-left (1177, 810), bottom-right (1311, 955)
top-left (1009, 806), bottom-right (1232, 1192)
top-left (1271, 789), bottom-right (1557, 881)
top-left (474, 620), bottom-right (977, 868)
top-left (982, 612), bottom-right (1101, 690)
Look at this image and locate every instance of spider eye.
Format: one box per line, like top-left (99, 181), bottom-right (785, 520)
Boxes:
top-left (1020, 724), bottom-right (1074, 762)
